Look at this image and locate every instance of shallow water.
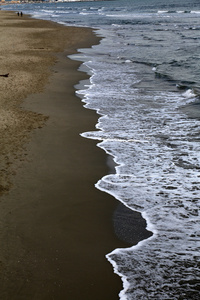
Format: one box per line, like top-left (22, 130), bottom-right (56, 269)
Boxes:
top-left (3, 0), bottom-right (200, 298)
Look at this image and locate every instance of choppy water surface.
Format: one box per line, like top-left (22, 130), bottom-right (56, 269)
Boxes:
top-left (3, 0), bottom-right (200, 298)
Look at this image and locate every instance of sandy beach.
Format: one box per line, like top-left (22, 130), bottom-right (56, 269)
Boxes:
top-left (0, 10), bottom-right (151, 300)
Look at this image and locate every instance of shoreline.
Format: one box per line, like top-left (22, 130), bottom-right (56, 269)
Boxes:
top-left (0, 10), bottom-right (151, 299)
top-left (0, 10), bottom-right (127, 299)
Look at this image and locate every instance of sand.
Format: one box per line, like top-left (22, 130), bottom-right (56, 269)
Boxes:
top-left (0, 10), bottom-right (151, 300)
top-left (0, 10), bottom-right (97, 194)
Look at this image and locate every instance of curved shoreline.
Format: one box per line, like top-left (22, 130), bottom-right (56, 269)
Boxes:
top-left (0, 10), bottom-right (150, 299)
top-left (0, 10), bottom-right (127, 299)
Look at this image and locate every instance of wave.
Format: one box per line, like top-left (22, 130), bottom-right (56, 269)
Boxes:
top-left (182, 89), bottom-right (197, 99)
top-left (191, 10), bottom-right (200, 14)
top-left (157, 10), bottom-right (169, 14)
top-left (157, 10), bottom-right (200, 14)
top-left (154, 70), bottom-right (175, 82)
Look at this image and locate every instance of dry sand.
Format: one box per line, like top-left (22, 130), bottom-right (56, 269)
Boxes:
top-left (0, 10), bottom-right (151, 300)
top-left (0, 10), bottom-right (97, 194)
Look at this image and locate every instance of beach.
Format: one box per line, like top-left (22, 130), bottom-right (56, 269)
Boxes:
top-left (0, 10), bottom-right (150, 300)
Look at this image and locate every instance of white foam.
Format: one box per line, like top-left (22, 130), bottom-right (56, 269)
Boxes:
top-left (106, 252), bottom-right (129, 300)
top-left (66, 8), bottom-right (200, 299)
top-left (106, 209), bottom-right (157, 300)
top-left (157, 10), bottom-right (169, 14)
top-left (3, 1), bottom-right (200, 299)
top-left (191, 10), bottom-right (200, 14)
top-left (79, 12), bottom-right (90, 15)
top-left (41, 9), bottom-right (55, 13)
top-left (112, 23), bottom-right (122, 27)
top-left (182, 89), bottom-right (196, 100)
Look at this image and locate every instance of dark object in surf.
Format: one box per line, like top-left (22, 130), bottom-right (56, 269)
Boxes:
top-left (0, 73), bottom-right (9, 77)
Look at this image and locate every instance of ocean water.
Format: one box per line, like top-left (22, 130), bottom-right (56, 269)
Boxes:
top-left (3, 0), bottom-right (200, 298)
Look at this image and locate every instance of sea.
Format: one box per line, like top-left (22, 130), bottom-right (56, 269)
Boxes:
top-left (2, 0), bottom-right (200, 298)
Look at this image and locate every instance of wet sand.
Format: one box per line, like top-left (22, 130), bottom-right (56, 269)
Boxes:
top-left (0, 10), bottom-right (151, 300)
